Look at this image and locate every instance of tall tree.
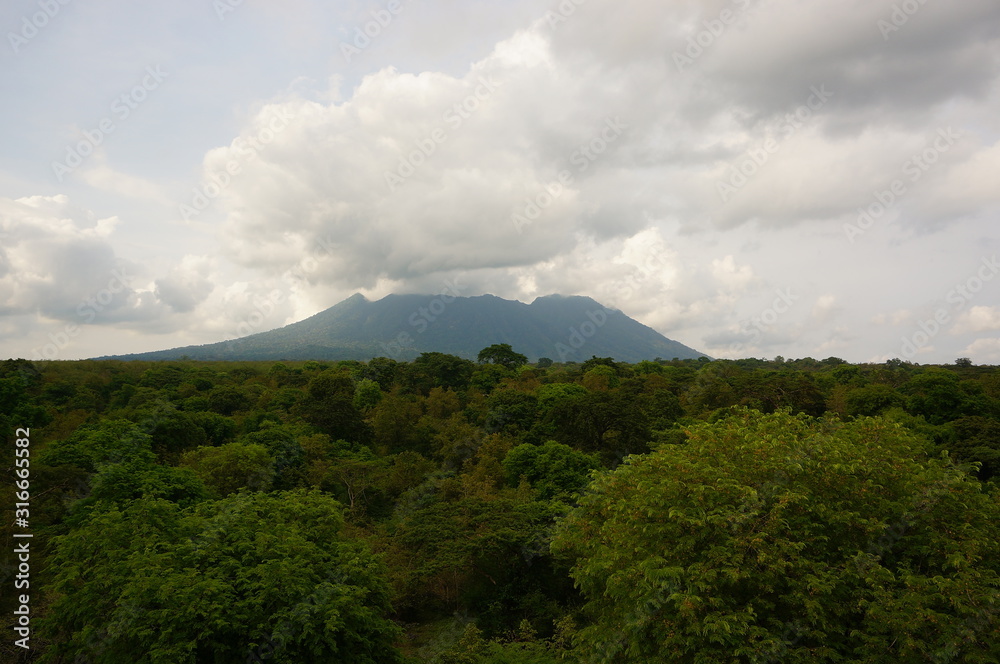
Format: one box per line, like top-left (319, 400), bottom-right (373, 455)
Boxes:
top-left (553, 409), bottom-right (1000, 663)
top-left (40, 490), bottom-right (403, 664)
top-left (477, 344), bottom-right (529, 371)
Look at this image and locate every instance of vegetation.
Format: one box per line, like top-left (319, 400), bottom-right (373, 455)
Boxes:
top-left (2, 354), bottom-right (999, 662)
top-left (554, 409), bottom-right (1000, 663)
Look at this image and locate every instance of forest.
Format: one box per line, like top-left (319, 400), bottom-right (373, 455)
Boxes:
top-left (2, 348), bottom-right (999, 663)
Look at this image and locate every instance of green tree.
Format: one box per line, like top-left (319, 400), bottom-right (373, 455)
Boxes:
top-left (485, 389), bottom-right (539, 436)
top-left (0, 361), bottom-right (49, 440)
top-left (406, 352), bottom-right (477, 393)
top-left (207, 385), bottom-right (253, 416)
top-left (845, 383), bottom-right (905, 418)
top-left (470, 363), bottom-right (512, 394)
top-left (534, 383), bottom-right (587, 419)
top-left (354, 377), bottom-right (384, 412)
top-left (82, 460), bottom-right (208, 511)
top-left (361, 357), bottom-right (401, 391)
top-left (39, 419), bottom-right (157, 472)
top-left (40, 490), bottom-right (403, 664)
top-left (179, 442), bottom-right (275, 496)
top-left (581, 365), bottom-right (619, 391)
top-left (580, 356), bottom-right (623, 376)
top-left (372, 393), bottom-right (426, 455)
top-left (502, 441), bottom-right (598, 499)
top-left (295, 371), bottom-right (371, 443)
top-left (545, 391), bottom-right (650, 465)
top-left (552, 409), bottom-right (1000, 663)
top-left (947, 415), bottom-right (1000, 482)
top-left (902, 368), bottom-right (978, 424)
top-left (478, 344), bottom-right (529, 371)
top-left (384, 497), bottom-right (565, 620)
top-left (240, 425), bottom-right (306, 489)
top-left (188, 410), bottom-right (237, 446)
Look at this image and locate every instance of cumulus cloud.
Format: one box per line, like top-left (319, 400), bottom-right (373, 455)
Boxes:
top-left (4, 0), bottom-right (1000, 362)
top-left (952, 306), bottom-right (1000, 334)
top-left (203, 0), bottom-right (1000, 298)
top-left (0, 195), bottom-right (132, 320)
top-left (154, 256), bottom-right (216, 313)
top-left (0, 196), bottom-right (220, 334)
top-left (961, 338), bottom-right (1000, 363)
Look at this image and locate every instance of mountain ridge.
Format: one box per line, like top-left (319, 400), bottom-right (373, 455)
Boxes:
top-left (96, 293), bottom-right (707, 363)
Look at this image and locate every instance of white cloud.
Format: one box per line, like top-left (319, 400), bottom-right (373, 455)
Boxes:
top-left (154, 255), bottom-right (216, 314)
top-left (873, 310), bottom-right (914, 326)
top-left (77, 154), bottom-right (170, 204)
top-left (3, 0), bottom-right (1000, 362)
top-left (952, 306), bottom-right (1000, 334)
top-left (711, 255), bottom-right (755, 291)
top-left (961, 337), bottom-right (1000, 363)
top-left (811, 295), bottom-right (838, 322)
top-left (0, 195), bottom-right (130, 320)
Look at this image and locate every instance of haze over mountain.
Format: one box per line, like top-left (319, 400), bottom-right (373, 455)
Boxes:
top-left (98, 293), bottom-right (707, 363)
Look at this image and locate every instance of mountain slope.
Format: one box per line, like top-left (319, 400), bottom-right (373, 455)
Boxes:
top-left (98, 293), bottom-right (707, 362)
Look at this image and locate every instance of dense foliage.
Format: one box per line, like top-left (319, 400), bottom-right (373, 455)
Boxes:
top-left (553, 409), bottom-right (1000, 663)
top-left (1, 354), bottom-right (999, 662)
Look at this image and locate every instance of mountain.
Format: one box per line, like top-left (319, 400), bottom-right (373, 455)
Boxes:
top-left (97, 293), bottom-right (707, 363)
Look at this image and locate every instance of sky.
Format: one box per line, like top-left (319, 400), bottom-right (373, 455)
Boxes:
top-left (1, 0), bottom-right (999, 364)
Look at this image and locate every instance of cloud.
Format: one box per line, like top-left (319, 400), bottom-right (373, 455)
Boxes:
top-left (4, 0), bottom-right (1000, 363)
top-left (0, 196), bottom-right (222, 340)
top-left (0, 195), bottom-right (131, 320)
top-left (711, 255), bottom-right (755, 291)
top-left (203, 1), bottom-right (1000, 300)
top-left (961, 337), bottom-right (1000, 363)
top-left (811, 294), bottom-right (838, 321)
top-left (210, 29), bottom-right (642, 289)
top-left (952, 306), bottom-right (1000, 334)
top-left (154, 256), bottom-right (216, 313)
top-left (77, 153), bottom-right (170, 203)
top-left (873, 310), bottom-right (915, 326)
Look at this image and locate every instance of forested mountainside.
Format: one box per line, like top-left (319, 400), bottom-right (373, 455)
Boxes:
top-left (99, 293), bottom-right (706, 363)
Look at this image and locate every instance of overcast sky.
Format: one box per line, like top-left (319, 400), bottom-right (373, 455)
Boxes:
top-left (2, 0), bottom-right (999, 364)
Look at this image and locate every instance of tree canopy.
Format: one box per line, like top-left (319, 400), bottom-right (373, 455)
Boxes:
top-left (40, 489), bottom-right (403, 664)
top-left (477, 344), bottom-right (529, 371)
top-left (552, 409), bottom-right (1000, 663)
top-left (6, 354), bottom-right (1000, 662)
